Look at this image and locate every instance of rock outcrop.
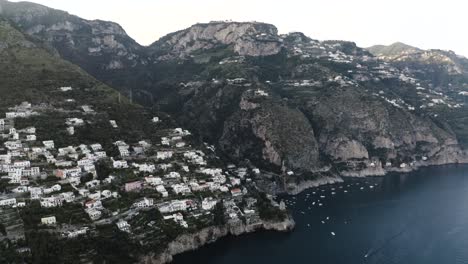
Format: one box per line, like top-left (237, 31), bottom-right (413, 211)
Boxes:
top-left (139, 217), bottom-right (295, 264)
top-left (149, 21), bottom-right (282, 59)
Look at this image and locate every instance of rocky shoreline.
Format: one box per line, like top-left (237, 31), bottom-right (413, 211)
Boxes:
top-left (287, 148), bottom-right (468, 194)
top-left (139, 217), bottom-right (295, 264)
top-left (139, 149), bottom-right (468, 264)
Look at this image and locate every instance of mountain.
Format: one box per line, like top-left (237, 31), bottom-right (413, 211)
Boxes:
top-left (2, 0), bottom-right (468, 193)
top-left (367, 42), bottom-right (468, 89)
top-left (0, 15), bottom-right (160, 151)
top-left (367, 42), bottom-right (420, 57)
top-left (0, 0), bottom-right (147, 98)
top-left (148, 21), bottom-right (282, 60)
top-left (366, 43), bottom-right (468, 151)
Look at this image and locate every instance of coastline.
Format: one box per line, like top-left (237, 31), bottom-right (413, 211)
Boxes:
top-left (139, 148), bottom-right (468, 264)
top-left (286, 148), bottom-right (468, 194)
top-left (139, 216), bottom-right (295, 264)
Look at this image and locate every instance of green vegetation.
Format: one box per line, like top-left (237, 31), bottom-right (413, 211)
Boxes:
top-left (20, 201), bottom-right (90, 228)
top-left (213, 200), bottom-right (226, 226)
top-left (0, 240), bottom-right (23, 264)
top-left (256, 193), bottom-right (286, 222)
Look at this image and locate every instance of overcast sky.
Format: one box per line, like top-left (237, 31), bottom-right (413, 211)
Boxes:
top-left (9, 0), bottom-right (468, 56)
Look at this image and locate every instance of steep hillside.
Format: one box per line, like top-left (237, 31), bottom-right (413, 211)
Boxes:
top-left (0, 16), bottom-right (162, 149)
top-left (367, 43), bottom-right (468, 148)
top-left (0, 0), bottom-right (147, 97)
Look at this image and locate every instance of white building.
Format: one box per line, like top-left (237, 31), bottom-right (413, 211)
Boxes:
top-left (86, 208), bottom-right (102, 221)
top-left (22, 167), bottom-right (40, 177)
top-left (43, 140), bottom-right (55, 149)
top-left (26, 135), bottom-right (37, 141)
top-left (66, 118), bottom-right (84, 126)
top-left (165, 171), bottom-right (180, 179)
top-left (59, 86), bottom-right (73, 92)
top-left (43, 184), bottom-right (61, 194)
top-left (158, 200), bottom-right (187, 213)
top-left (156, 185), bottom-right (168, 197)
top-left (59, 192), bottom-right (76, 203)
top-left (145, 176), bottom-right (163, 186)
top-left (202, 198), bottom-right (217, 210)
top-left (113, 160), bottom-right (128, 169)
top-left (116, 220), bottom-right (130, 232)
top-left (118, 146), bottom-right (129, 157)
top-left (110, 120), bottom-right (118, 128)
top-left (157, 151), bottom-right (173, 160)
top-left (41, 216), bottom-right (57, 225)
top-left (40, 197), bottom-right (63, 208)
top-left (0, 198), bottom-right (17, 207)
top-left (133, 197), bottom-right (154, 208)
top-left (67, 227), bottom-right (88, 238)
top-left (30, 187), bottom-right (44, 200)
top-left (78, 159), bottom-right (94, 167)
top-left (172, 184), bottom-right (191, 195)
top-left (135, 163), bottom-right (155, 173)
top-left (90, 144), bottom-right (102, 151)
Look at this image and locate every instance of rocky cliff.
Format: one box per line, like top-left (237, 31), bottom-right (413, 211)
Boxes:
top-left (149, 21), bottom-right (282, 59)
top-left (139, 217), bottom-right (295, 264)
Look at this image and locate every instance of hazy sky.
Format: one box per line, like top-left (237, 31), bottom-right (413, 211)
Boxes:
top-left (9, 0), bottom-right (468, 56)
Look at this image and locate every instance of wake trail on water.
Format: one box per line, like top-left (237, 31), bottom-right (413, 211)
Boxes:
top-left (364, 222), bottom-right (413, 260)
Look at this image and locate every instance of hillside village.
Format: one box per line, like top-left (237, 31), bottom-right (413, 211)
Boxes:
top-left (0, 87), bottom-right (287, 259)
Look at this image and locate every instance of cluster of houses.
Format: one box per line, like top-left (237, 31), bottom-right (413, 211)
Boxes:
top-left (0, 97), bottom-right (265, 242)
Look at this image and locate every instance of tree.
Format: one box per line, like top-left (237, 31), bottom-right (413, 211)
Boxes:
top-left (80, 173), bottom-right (94, 184)
top-left (213, 200), bottom-right (226, 226)
top-left (95, 160), bottom-right (111, 181)
top-left (0, 179), bottom-right (10, 193)
top-left (0, 240), bottom-right (22, 264)
top-left (0, 223), bottom-right (6, 236)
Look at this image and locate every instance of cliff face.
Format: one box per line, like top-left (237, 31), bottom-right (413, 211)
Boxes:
top-left (139, 217), bottom-right (295, 264)
top-left (220, 91), bottom-right (319, 171)
top-left (149, 22), bottom-right (282, 59)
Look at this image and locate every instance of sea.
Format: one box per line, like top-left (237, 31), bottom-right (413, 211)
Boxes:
top-left (174, 164), bottom-right (468, 264)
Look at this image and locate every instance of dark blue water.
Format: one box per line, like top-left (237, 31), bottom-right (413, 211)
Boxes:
top-left (174, 164), bottom-right (468, 264)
